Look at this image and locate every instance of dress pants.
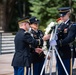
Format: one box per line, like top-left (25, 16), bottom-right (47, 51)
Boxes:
top-left (26, 60), bottom-right (45, 75)
top-left (33, 61), bottom-right (45, 75)
top-left (13, 66), bottom-right (24, 75)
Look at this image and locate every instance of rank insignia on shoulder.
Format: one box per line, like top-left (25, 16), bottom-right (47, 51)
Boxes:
top-left (64, 28), bottom-right (68, 33)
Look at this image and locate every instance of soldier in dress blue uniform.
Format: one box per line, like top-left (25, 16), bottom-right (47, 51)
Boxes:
top-left (11, 17), bottom-right (50, 75)
top-left (56, 7), bottom-right (76, 75)
top-left (29, 17), bottom-right (45, 75)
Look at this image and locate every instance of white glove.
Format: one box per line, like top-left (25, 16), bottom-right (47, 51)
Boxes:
top-left (50, 39), bottom-right (57, 46)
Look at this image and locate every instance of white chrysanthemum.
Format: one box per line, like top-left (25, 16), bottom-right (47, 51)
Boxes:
top-left (45, 22), bottom-right (55, 34)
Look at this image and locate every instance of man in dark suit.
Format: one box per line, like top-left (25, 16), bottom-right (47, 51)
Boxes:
top-left (11, 17), bottom-right (50, 75)
top-left (55, 7), bottom-right (76, 75)
top-left (29, 17), bottom-right (45, 75)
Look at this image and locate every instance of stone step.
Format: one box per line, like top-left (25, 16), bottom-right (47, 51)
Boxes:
top-left (1, 41), bottom-right (14, 44)
top-left (1, 44), bottom-right (14, 47)
top-left (1, 47), bottom-right (15, 50)
top-left (0, 38), bottom-right (14, 41)
top-left (1, 50), bottom-right (15, 54)
top-left (0, 30), bottom-right (4, 33)
top-left (1, 35), bottom-right (15, 38)
top-left (2, 33), bottom-right (14, 35)
top-left (0, 33), bottom-right (15, 54)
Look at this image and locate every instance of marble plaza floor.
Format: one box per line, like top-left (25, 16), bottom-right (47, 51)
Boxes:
top-left (0, 53), bottom-right (76, 75)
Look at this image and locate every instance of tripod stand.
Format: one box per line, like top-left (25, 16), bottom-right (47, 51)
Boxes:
top-left (40, 25), bottom-right (69, 75)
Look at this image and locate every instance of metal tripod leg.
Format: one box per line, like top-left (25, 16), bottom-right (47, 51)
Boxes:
top-left (28, 67), bottom-right (31, 75)
top-left (40, 47), bottom-right (52, 75)
top-left (40, 46), bottom-right (55, 75)
top-left (31, 63), bottom-right (33, 75)
top-left (53, 46), bottom-right (69, 75)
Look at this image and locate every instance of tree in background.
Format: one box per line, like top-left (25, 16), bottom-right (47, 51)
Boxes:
top-left (1, 0), bottom-right (76, 32)
top-left (29, 0), bottom-right (76, 31)
top-left (29, 0), bottom-right (58, 31)
top-left (8, 0), bottom-right (31, 32)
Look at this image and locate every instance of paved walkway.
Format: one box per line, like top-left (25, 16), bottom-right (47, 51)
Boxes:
top-left (0, 54), bottom-right (14, 75)
top-left (0, 53), bottom-right (76, 75)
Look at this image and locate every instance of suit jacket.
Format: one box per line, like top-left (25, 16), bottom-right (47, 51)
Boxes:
top-left (12, 28), bottom-right (43, 67)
